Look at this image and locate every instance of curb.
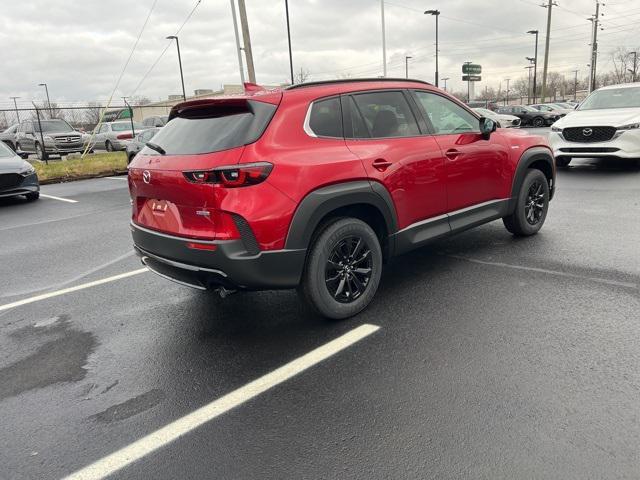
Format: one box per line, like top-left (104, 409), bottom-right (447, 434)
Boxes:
top-left (39, 170), bottom-right (128, 185)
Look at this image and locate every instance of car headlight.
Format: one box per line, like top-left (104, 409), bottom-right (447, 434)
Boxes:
top-left (617, 123), bottom-right (640, 130)
top-left (43, 135), bottom-right (54, 141)
top-left (19, 163), bottom-right (35, 176)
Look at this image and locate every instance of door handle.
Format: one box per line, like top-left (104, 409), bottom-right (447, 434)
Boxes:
top-left (445, 149), bottom-right (461, 160)
top-left (372, 158), bottom-right (393, 172)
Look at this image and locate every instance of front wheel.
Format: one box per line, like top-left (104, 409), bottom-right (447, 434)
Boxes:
top-left (105, 140), bottom-right (114, 152)
top-left (35, 142), bottom-right (48, 161)
top-left (299, 218), bottom-right (383, 320)
top-left (532, 117), bottom-right (545, 128)
top-left (503, 169), bottom-right (550, 236)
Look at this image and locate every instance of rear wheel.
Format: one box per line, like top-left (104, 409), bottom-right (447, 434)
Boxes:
top-left (532, 117), bottom-right (545, 127)
top-left (105, 140), bottom-right (114, 152)
top-left (299, 218), bottom-right (382, 320)
top-left (503, 169), bottom-right (550, 236)
top-left (556, 157), bottom-right (571, 168)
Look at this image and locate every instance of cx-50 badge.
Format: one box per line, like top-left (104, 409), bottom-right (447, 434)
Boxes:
top-left (143, 170), bottom-right (151, 184)
top-left (582, 128), bottom-right (593, 137)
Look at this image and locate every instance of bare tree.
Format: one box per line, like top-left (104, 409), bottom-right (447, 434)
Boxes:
top-left (84, 102), bottom-right (102, 127)
top-left (294, 68), bottom-right (311, 84)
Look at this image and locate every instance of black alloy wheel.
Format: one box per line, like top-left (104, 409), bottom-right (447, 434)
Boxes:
top-left (524, 180), bottom-right (545, 225)
top-left (325, 236), bottom-right (373, 303)
top-left (533, 117), bottom-right (545, 127)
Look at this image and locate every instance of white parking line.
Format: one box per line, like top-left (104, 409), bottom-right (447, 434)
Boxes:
top-left (0, 268), bottom-right (148, 312)
top-left (104, 176), bottom-right (128, 181)
top-left (62, 323), bottom-right (380, 480)
top-left (40, 193), bottom-right (78, 203)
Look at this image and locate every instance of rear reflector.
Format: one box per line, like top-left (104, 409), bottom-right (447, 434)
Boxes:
top-left (186, 242), bottom-right (218, 251)
top-left (183, 162), bottom-right (273, 188)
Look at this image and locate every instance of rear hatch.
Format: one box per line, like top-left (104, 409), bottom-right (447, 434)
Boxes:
top-left (129, 94), bottom-right (280, 240)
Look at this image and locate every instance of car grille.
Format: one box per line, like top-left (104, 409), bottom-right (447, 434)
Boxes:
top-left (559, 147), bottom-right (619, 153)
top-left (0, 173), bottom-right (22, 190)
top-left (54, 135), bottom-right (82, 144)
top-left (562, 126), bottom-right (616, 143)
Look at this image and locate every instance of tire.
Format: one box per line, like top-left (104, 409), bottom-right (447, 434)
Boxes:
top-left (16, 142), bottom-right (28, 159)
top-left (503, 169), bottom-right (550, 237)
top-left (532, 117), bottom-right (545, 128)
top-left (25, 192), bottom-right (40, 201)
top-left (299, 218), bottom-right (383, 320)
top-left (556, 157), bottom-right (571, 168)
top-left (105, 140), bottom-right (114, 152)
top-left (35, 142), bottom-right (48, 161)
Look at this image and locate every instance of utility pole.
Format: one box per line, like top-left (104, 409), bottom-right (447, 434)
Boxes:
top-left (588, 1), bottom-right (600, 93)
top-left (441, 77), bottom-right (450, 91)
top-left (229, 0), bottom-right (245, 86)
top-left (285, 0), bottom-right (294, 85)
top-left (405, 56), bottom-right (412, 79)
top-left (572, 69), bottom-right (579, 101)
top-left (527, 30), bottom-right (539, 103)
top-left (166, 36), bottom-right (186, 101)
top-left (526, 65), bottom-right (534, 104)
top-left (425, 10), bottom-right (440, 87)
top-left (464, 61), bottom-right (472, 101)
top-left (505, 78), bottom-right (511, 106)
top-left (10, 96), bottom-right (20, 123)
top-left (540, 1), bottom-right (556, 102)
top-left (380, 0), bottom-right (387, 77)
top-left (237, 0), bottom-right (256, 83)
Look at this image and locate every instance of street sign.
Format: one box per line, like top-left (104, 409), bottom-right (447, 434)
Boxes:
top-left (462, 64), bottom-right (482, 75)
top-left (462, 75), bottom-right (482, 82)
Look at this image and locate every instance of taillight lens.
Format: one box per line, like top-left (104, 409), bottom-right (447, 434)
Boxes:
top-left (183, 162), bottom-right (273, 188)
top-left (117, 133), bottom-right (134, 140)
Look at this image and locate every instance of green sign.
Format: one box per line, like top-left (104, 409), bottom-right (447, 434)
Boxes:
top-left (462, 63), bottom-right (482, 75)
top-left (462, 75), bottom-right (482, 82)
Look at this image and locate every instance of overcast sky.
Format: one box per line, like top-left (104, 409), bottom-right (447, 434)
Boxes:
top-left (0, 0), bottom-right (638, 108)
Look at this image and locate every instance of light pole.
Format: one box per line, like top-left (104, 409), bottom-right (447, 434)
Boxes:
top-left (572, 69), bottom-right (579, 101)
top-left (380, 0), bottom-right (387, 77)
top-left (441, 76), bottom-right (450, 91)
top-left (424, 9), bottom-right (440, 87)
top-left (38, 83), bottom-right (52, 116)
top-left (505, 78), bottom-right (511, 106)
top-left (166, 35), bottom-right (186, 101)
top-left (464, 61), bottom-right (472, 101)
top-left (285, 0), bottom-right (294, 85)
top-left (10, 96), bottom-right (20, 123)
top-left (405, 56), bottom-right (412, 79)
top-left (527, 30), bottom-right (539, 103)
top-left (525, 65), bottom-right (534, 104)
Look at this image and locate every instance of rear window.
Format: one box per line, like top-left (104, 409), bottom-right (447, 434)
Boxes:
top-left (112, 122), bottom-right (144, 132)
top-left (141, 100), bottom-right (276, 155)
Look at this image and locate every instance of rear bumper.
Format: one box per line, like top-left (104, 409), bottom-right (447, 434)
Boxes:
top-left (131, 222), bottom-right (306, 290)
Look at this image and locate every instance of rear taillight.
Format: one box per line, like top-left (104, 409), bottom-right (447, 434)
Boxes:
top-left (183, 162), bottom-right (273, 188)
top-left (117, 133), bottom-right (133, 140)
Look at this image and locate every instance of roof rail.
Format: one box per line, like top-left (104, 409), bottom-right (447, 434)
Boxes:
top-left (285, 78), bottom-right (433, 90)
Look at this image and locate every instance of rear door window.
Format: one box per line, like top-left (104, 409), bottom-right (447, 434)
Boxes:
top-left (351, 91), bottom-right (420, 138)
top-left (142, 100), bottom-right (277, 155)
top-left (307, 97), bottom-right (342, 138)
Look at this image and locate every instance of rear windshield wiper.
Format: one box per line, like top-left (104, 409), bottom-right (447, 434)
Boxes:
top-left (146, 142), bottom-right (166, 155)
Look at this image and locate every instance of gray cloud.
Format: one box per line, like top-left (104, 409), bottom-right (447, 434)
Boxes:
top-left (0, 0), bottom-right (638, 108)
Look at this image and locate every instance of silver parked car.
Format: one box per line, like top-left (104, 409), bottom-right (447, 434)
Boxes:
top-left (15, 119), bottom-right (86, 160)
top-left (0, 124), bottom-right (19, 151)
top-left (473, 108), bottom-right (521, 128)
top-left (529, 103), bottom-right (575, 117)
top-left (94, 121), bottom-right (146, 151)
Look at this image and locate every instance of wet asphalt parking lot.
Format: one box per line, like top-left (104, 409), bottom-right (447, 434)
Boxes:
top-left (1, 130), bottom-right (640, 479)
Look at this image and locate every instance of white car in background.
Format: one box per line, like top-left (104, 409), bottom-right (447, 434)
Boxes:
top-left (473, 107), bottom-right (521, 128)
top-left (93, 120), bottom-right (147, 152)
top-left (549, 83), bottom-right (640, 167)
top-left (529, 103), bottom-right (575, 117)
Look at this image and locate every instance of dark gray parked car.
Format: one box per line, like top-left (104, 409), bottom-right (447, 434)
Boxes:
top-left (126, 127), bottom-right (159, 164)
top-left (0, 124), bottom-right (19, 151)
top-left (0, 140), bottom-right (39, 201)
top-left (15, 119), bottom-right (85, 160)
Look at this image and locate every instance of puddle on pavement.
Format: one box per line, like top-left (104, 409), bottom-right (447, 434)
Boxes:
top-left (90, 388), bottom-right (165, 423)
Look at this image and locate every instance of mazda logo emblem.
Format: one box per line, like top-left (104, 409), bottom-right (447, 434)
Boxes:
top-left (582, 128), bottom-right (593, 137)
top-left (142, 170), bottom-right (151, 184)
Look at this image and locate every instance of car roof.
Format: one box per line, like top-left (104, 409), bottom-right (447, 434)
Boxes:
top-left (598, 82), bottom-right (640, 90)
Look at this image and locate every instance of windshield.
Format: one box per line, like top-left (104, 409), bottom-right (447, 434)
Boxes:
top-left (35, 120), bottom-right (74, 132)
top-left (0, 140), bottom-right (15, 157)
top-left (111, 122), bottom-right (144, 132)
top-left (579, 87), bottom-right (640, 110)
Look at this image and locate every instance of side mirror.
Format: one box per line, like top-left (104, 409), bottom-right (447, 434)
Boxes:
top-left (479, 117), bottom-right (497, 139)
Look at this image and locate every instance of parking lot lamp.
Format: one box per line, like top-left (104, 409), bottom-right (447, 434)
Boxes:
top-left (424, 9), bottom-right (440, 87)
top-left (166, 36), bottom-right (187, 101)
top-left (10, 96), bottom-right (20, 123)
top-left (441, 76), bottom-right (450, 91)
top-left (527, 30), bottom-right (539, 103)
top-left (38, 83), bottom-right (52, 117)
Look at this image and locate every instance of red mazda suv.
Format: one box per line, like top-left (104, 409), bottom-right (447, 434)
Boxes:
top-left (129, 79), bottom-right (555, 319)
